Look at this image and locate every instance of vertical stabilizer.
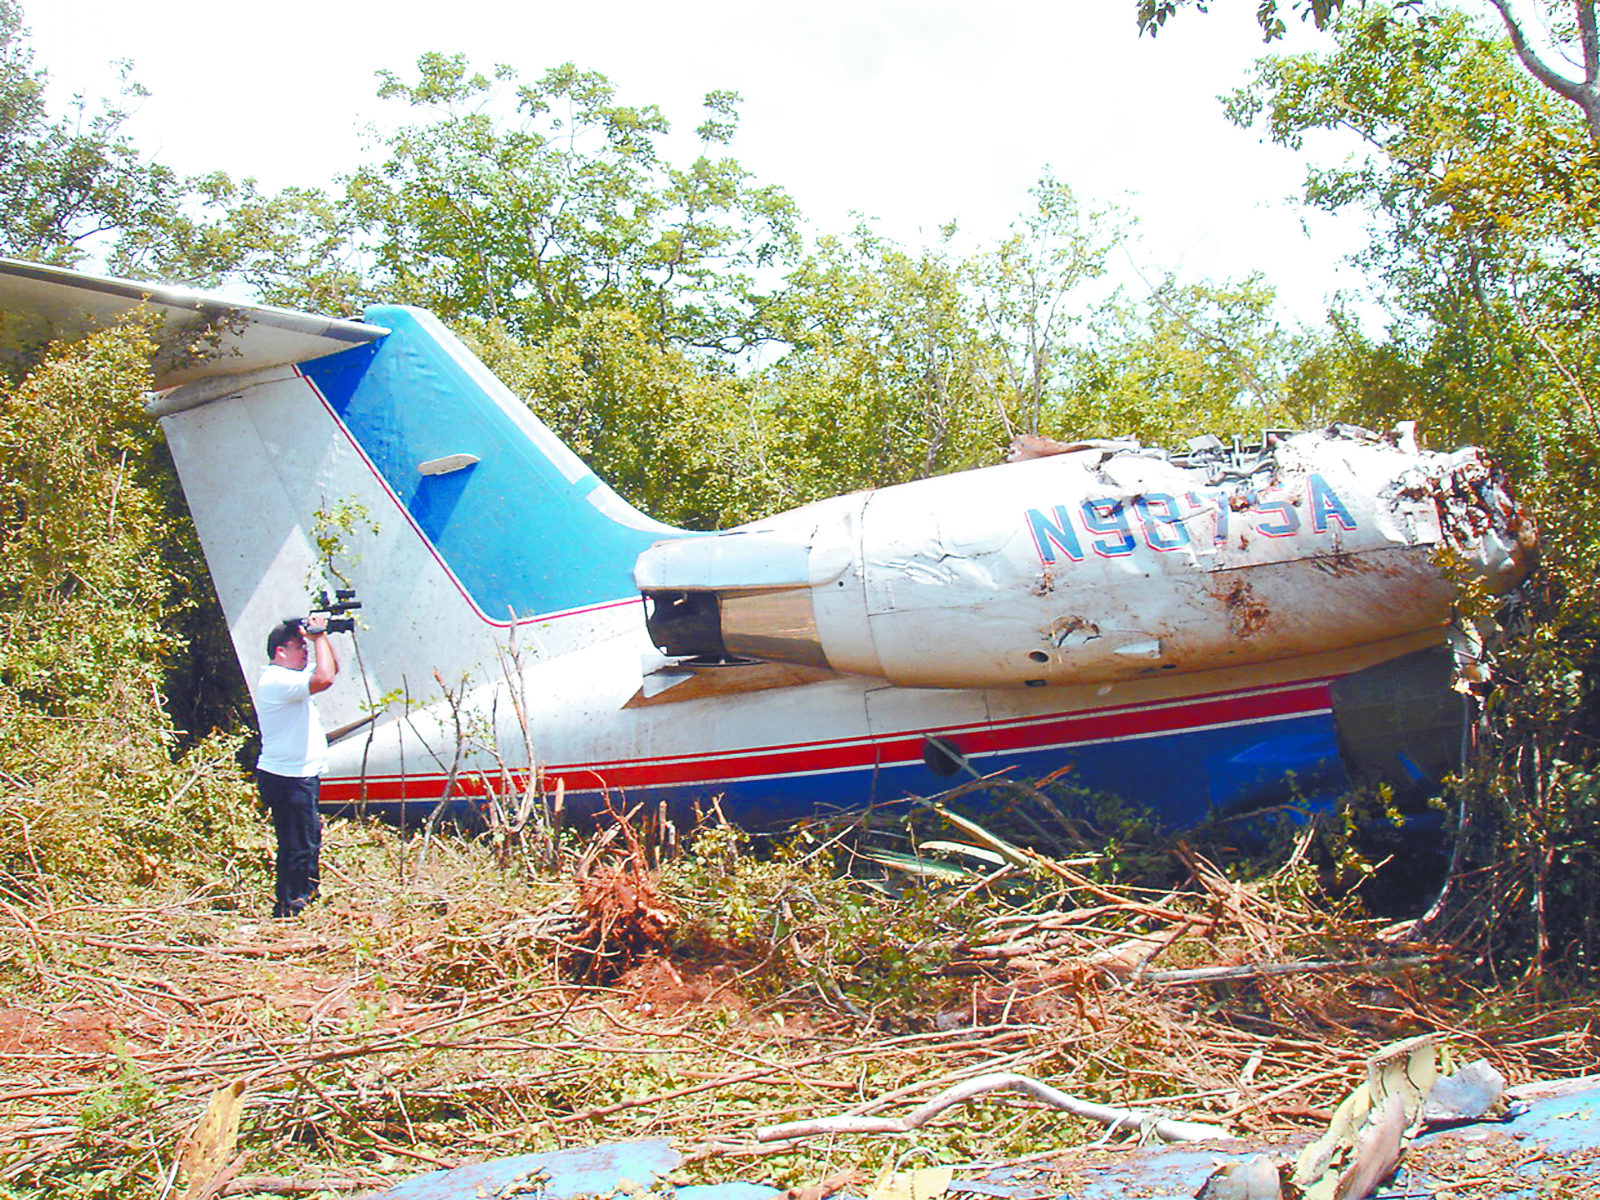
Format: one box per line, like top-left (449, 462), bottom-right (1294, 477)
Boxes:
top-left (154, 305), bottom-right (685, 736)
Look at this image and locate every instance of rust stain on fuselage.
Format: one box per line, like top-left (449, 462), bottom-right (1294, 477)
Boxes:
top-left (1032, 562), bottom-right (1058, 597)
top-left (1222, 579), bottom-right (1271, 639)
top-left (1310, 552), bottom-right (1372, 579)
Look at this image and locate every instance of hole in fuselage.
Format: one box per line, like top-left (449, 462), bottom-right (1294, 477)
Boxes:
top-left (922, 735), bottom-right (968, 778)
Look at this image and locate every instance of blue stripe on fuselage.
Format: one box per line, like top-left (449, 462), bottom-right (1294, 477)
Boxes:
top-left (723, 710), bottom-right (1343, 826)
top-left (333, 710), bottom-right (1348, 830)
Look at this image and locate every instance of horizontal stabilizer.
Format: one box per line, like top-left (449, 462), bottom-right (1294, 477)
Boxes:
top-left (0, 257), bottom-right (386, 387)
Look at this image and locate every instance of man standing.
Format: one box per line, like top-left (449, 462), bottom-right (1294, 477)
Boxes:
top-left (256, 614), bottom-right (339, 917)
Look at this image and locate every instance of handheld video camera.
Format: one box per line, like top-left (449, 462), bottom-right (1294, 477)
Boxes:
top-left (302, 588), bottom-right (362, 635)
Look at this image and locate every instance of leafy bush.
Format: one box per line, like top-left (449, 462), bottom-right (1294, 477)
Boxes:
top-left (0, 322), bottom-right (264, 902)
top-left (662, 818), bottom-right (973, 1020)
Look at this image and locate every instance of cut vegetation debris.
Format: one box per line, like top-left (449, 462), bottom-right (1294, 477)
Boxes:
top-left (0, 807), bottom-right (1594, 1199)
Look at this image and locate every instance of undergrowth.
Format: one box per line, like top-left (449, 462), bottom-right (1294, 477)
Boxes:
top-left (0, 322), bottom-right (268, 907)
top-left (0, 788), bottom-right (1593, 1199)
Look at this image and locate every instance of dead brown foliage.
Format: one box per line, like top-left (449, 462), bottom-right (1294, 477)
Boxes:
top-left (0, 817), bottom-right (1593, 1197)
top-left (568, 808), bottom-right (679, 981)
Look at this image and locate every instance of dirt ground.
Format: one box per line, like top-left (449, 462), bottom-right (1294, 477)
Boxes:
top-left (0, 820), bottom-right (1595, 1199)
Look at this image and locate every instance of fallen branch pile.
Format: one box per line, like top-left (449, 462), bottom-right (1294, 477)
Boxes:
top-left (0, 817), bottom-right (1592, 1197)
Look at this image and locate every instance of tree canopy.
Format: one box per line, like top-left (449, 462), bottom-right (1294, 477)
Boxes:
top-left (1225, 0), bottom-right (1600, 969)
top-left (1140, 0), bottom-right (1600, 144)
top-left (0, 0), bottom-right (183, 266)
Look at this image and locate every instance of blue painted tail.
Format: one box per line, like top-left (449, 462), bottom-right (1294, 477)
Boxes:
top-left (300, 306), bottom-right (682, 622)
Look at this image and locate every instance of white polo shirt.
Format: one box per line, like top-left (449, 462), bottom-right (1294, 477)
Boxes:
top-left (255, 660), bottom-right (329, 778)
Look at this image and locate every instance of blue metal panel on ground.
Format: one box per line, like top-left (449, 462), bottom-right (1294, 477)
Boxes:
top-left (371, 1080), bottom-right (1600, 1200)
top-left (370, 1139), bottom-right (686, 1200)
top-left (1376, 1081), bottom-right (1600, 1198)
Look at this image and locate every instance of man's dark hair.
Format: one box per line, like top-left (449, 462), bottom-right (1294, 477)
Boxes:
top-left (266, 618), bottom-right (304, 658)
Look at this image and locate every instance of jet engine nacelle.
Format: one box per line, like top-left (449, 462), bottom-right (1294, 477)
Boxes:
top-left (635, 428), bottom-right (1533, 690)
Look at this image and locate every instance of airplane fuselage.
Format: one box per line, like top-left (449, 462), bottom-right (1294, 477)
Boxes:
top-left (0, 259), bottom-right (1535, 831)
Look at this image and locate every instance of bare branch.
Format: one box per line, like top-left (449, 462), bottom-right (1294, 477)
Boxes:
top-left (757, 1072), bottom-right (1230, 1145)
top-left (1485, 0), bottom-right (1600, 144)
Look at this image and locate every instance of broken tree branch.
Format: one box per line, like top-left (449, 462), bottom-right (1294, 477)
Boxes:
top-left (1138, 954), bottom-right (1438, 985)
top-left (756, 1072), bottom-right (1229, 1145)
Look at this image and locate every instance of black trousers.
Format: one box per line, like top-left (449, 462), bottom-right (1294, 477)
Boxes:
top-left (256, 770), bottom-right (322, 917)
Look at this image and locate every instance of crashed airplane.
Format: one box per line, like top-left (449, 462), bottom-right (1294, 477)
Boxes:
top-left (0, 258), bottom-right (1536, 828)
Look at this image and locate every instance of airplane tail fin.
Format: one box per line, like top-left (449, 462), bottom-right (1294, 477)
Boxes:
top-left (0, 259), bottom-right (682, 734)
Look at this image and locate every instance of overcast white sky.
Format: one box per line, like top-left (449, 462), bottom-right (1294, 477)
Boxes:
top-left (23, 0), bottom-right (1372, 325)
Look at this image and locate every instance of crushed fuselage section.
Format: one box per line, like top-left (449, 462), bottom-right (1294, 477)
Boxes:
top-left (637, 425), bottom-right (1534, 691)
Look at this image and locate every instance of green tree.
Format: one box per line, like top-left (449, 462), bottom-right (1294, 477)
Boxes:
top-left (972, 173), bottom-right (1122, 437)
top-left (757, 223), bottom-right (1011, 503)
top-left (343, 55), bottom-right (800, 351)
top-left (1485, 0), bottom-right (1600, 145)
top-left (0, 0), bottom-right (348, 309)
top-left (1138, 0), bottom-right (1600, 147)
top-left (1226, 3), bottom-right (1598, 461)
top-left (0, 322), bottom-right (260, 897)
top-left (1231, 2), bottom-right (1600, 971)
top-left (463, 308), bottom-right (757, 528)
top-left (120, 173), bottom-right (365, 316)
top-left (1138, 0), bottom-right (1344, 42)
top-left (1058, 273), bottom-right (1303, 443)
top-left (0, 0), bottom-right (184, 266)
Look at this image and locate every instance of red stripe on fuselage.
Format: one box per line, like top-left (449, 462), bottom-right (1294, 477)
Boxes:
top-left (317, 680), bottom-right (1333, 803)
